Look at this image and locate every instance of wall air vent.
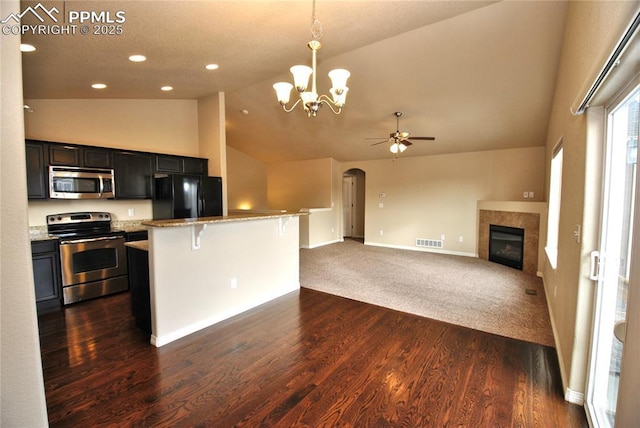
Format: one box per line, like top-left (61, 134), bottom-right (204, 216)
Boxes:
top-left (416, 238), bottom-right (443, 249)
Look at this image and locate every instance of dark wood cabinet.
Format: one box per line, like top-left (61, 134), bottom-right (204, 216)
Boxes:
top-left (25, 141), bottom-right (48, 199)
top-left (49, 144), bottom-right (81, 166)
top-left (25, 140), bottom-right (208, 200)
top-left (49, 143), bottom-right (113, 168)
top-left (114, 151), bottom-right (153, 199)
top-left (155, 154), bottom-right (208, 175)
top-left (183, 157), bottom-right (208, 175)
top-left (125, 230), bottom-right (150, 333)
top-left (83, 147), bottom-right (112, 168)
top-left (31, 239), bottom-right (62, 313)
top-left (126, 230), bottom-right (148, 242)
top-left (154, 155), bottom-right (182, 174)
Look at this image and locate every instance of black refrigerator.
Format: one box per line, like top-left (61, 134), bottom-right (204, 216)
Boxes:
top-left (153, 174), bottom-right (223, 220)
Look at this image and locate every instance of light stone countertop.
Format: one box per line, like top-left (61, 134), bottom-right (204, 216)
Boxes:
top-left (142, 212), bottom-right (306, 228)
top-left (125, 240), bottom-right (149, 251)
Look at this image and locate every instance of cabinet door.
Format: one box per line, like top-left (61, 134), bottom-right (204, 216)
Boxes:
top-left (154, 154), bottom-right (182, 173)
top-left (25, 142), bottom-right (48, 199)
top-left (114, 151), bottom-right (153, 199)
top-left (84, 148), bottom-right (112, 168)
top-left (126, 231), bottom-right (148, 242)
top-left (183, 157), bottom-right (208, 175)
top-left (49, 144), bottom-right (81, 166)
top-left (31, 241), bottom-right (62, 313)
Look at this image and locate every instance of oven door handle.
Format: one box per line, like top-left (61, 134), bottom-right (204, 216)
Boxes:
top-left (60, 236), bottom-right (123, 245)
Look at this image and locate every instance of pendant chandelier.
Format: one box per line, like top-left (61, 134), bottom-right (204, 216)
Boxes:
top-left (273, 0), bottom-right (350, 117)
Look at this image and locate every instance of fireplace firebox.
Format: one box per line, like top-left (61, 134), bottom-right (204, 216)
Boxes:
top-left (489, 224), bottom-right (524, 270)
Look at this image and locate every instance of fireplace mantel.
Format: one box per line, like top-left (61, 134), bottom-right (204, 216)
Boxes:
top-left (476, 201), bottom-right (547, 276)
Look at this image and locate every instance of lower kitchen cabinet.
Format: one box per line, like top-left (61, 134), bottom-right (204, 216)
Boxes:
top-left (126, 244), bottom-right (151, 335)
top-left (31, 239), bottom-right (62, 313)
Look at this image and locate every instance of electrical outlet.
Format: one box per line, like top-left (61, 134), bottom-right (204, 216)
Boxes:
top-left (378, 202), bottom-right (384, 208)
top-left (458, 236), bottom-right (464, 242)
top-left (379, 230), bottom-right (384, 236)
top-left (441, 234), bottom-right (445, 241)
top-left (128, 208), bottom-right (135, 217)
top-left (529, 191), bottom-right (534, 198)
top-left (231, 278), bottom-right (238, 289)
top-left (523, 191), bottom-right (529, 199)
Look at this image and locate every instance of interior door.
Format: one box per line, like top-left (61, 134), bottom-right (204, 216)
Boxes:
top-left (342, 175), bottom-right (354, 237)
top-left (586, 85), bottom-right (639, 427)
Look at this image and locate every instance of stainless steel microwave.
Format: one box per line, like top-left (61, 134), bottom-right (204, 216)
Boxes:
top-left (49, 166), bottom-right (115, 199)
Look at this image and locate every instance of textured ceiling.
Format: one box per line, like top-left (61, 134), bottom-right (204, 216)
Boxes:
top-left (20, 0), bottom-right (568, 163)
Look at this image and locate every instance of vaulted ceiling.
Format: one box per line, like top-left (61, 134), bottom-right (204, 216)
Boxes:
top-left (20, 0), bottom-right (567, 163)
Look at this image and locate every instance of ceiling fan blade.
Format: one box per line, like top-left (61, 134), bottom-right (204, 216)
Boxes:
top-left (409, 136), bottom-right (436, 141)
top-left (365, 137), bottom-right (389, 140)
top-left (371, 140), bottom-right (389, 146)
top-left (403, 141), bottom-right (413, 147)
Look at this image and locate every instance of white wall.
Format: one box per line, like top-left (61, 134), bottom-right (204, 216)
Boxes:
top-left (542, 0), bottom-right (640, 402)
top-left (198, 93), bottom-right (228, 215)
top-left (148, 216), bottom-right (300, 346)
top-left (267, 158), bottom-right (333, 211)
top-left (24, 99), bottom-right (199, 155)
top-left (226, 146), bottom-right (269, 210)
top-left (343, 147), bottom-right (545, 255)
top-left (0, 0), bottom-right (49, 423)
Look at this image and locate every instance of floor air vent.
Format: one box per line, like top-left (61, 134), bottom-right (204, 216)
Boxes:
top-left (416, 238), bottom-right (443, 249)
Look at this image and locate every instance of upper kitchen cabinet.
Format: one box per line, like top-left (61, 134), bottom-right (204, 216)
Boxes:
top-left (182, 157), bottom-right (208, 175)
top-left (49, 143), bottom-right (113, 168)
top-left (83, 148), bottom-right (113, 168)
top-left (114, 151), bottom-right (153, 199)
top-left (49, 144), bottom-right (80, 166)
top-left (154, 154), bottom-right (182, 174)
top-left (154, 154), bottom-right (208, 175)
top-left (25, 140), bottom-right (48, 199)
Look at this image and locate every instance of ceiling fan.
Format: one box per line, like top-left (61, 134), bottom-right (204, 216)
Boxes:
top-left (368, 112), bottom-right (435, 155)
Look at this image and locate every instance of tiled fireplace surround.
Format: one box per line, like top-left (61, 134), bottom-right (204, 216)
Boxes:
top-left (478, 209), bottom-right (540, 275)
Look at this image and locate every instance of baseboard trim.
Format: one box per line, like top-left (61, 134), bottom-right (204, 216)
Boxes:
top-left (365, 241), bottom-right (476, 258)
top-left (565, 388), bottom-right (585, 405)
top-left (300, 238), bottom-right (343, 249)
top-left (540, 273), bottom-right (579, 405)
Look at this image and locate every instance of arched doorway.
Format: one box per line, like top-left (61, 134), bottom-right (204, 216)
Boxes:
top-left (342, 168), bottom-right (366, 241)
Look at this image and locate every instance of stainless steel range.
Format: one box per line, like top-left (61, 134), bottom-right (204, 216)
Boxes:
top-left (47, 212), bottom-right (128, 304)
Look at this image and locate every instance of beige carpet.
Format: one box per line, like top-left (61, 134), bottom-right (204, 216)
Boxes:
top-left (300, 239), bottom-right (555, 347)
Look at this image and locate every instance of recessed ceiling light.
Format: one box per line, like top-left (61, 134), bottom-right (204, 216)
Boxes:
top-left (160, 86), bottom-right (173, 91)
top-left (20, 44), bottom-right (36, 52)
top-left (129, 54), bottom-right (146, 62)
top-left (205, 64), bottom-right (219, 70)
top-left (91, 83), bottom-right (107, 89)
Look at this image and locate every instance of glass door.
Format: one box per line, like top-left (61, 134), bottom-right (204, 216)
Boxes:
top-left (586, 85), bottom-right (639, 427)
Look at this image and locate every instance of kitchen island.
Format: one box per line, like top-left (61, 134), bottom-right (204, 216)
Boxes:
top-left (141, 212), bottom-right (303, 347)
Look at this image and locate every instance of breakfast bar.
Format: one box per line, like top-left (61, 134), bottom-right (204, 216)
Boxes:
top-left (141, 212), bottom-right (303, 347)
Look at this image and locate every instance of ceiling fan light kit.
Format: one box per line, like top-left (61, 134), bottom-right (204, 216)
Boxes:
top-left (273, 0), bottom-right (350, 117)
top-left (368, 112), bottom-right (436, 157)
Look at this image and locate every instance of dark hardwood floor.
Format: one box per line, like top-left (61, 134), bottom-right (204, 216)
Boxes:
top-left (38, 289), bottom-right (587, 427)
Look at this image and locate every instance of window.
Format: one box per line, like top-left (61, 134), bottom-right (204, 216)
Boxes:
top-left (546, 139), bottom-right (564, 269)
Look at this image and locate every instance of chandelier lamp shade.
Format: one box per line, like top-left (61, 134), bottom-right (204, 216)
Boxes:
top-left (273, 0), bottom-right (350, 117)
